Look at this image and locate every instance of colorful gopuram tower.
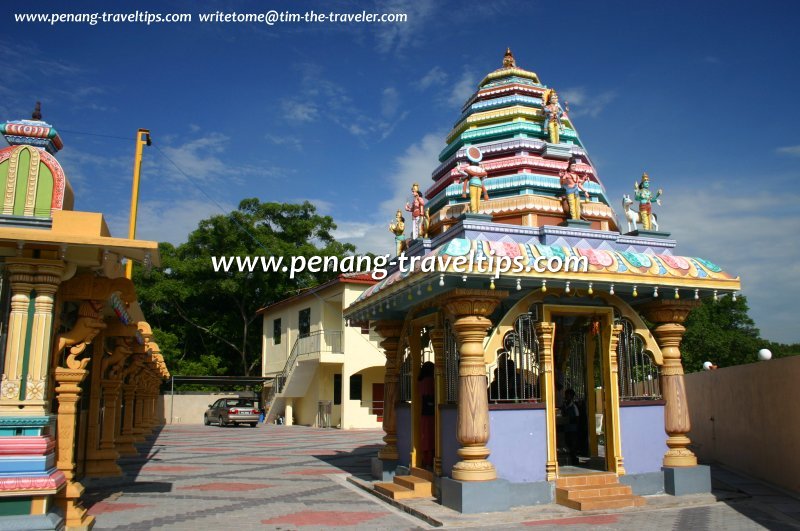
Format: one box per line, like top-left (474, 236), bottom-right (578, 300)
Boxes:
top-left (345, 50), bottom-right (741, 513)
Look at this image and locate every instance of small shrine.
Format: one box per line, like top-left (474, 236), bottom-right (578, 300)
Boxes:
top-left (344, 50), bottom-right (740, 513)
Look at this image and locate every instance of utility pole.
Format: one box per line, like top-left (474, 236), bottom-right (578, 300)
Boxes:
top-left (126, 128), bottom-right (151, 279)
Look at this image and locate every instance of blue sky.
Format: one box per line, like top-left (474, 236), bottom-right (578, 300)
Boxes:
top-left (2, 0), bottom-right (799, 343)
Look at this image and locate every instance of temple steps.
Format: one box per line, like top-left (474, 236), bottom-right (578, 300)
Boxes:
top-left (375, 467), bottom-right (434, 500)
top-left (555, 472), bottom-right (646, 511)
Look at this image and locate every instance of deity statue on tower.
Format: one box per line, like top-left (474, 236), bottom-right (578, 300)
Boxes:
top-left (388, 209), bottom-right (407, 256)
top-left (559, 159), bottom-right (590, 220)
top-left (405, 183), bottom-right (426, 240)
top-left (634, 172), bottom-right (662, 231)
top-left (502, 47), bottom-right (516, 68)
top-left (542, 89), bottom-right (564, 145)
top-left (456, 146), bottom-right (490, 214)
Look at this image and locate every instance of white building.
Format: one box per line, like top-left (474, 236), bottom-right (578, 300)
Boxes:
top-left (260, 273), bottom-right (385, 429)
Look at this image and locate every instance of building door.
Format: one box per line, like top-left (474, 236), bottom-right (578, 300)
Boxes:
top-left (372, 383), bottom-right (384, 422)
top-left (545, 305), bottom-right (622, 477)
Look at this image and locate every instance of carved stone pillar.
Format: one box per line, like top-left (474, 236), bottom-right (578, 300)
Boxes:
top-left (26, 263), bottom-right (64, 407)
top-left (117, 383), bottom-right (138, 455)
top-left (0, 262), bottom-right (35, 407)
top-left (133, 378), bottom-right (146, 442)
top-left (606, 323), bottom-right (625, 474)
top-left (54, 365), bottom-right (94, 530)
top-left (52, 297), bottom-right (106, 527)
top-left (429, 326), bottom-right (445, 477)
top-left (641, 300), bottom-right (699, 467)
top-left (373, 320), bottom-right (403, 462)
top-left (444, 290), bottom-right (505, 482)
top-left (535, 321), bottom-right (557, 480)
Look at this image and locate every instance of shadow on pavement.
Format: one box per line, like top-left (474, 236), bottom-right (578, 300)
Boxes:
top-left (83, 426), bottom-right (173, 509)
top-left (312, 443), bottom-right (383, 480)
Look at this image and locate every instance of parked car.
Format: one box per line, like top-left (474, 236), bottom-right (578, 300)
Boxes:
top-left (204, 397), bottom-right (259, 427)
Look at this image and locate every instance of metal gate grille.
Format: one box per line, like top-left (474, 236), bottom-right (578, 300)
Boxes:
top-left (488, 312), bottom-right (542, 402)
top-left (617, 319), bottom-right (661, 399)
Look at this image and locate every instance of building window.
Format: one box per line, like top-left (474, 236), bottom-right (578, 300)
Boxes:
top-left (273, 318), bottom-right (281, 344)
top-left (299, 308), bottom-right (311, 337)
top-left (333, 374), bottom-right (342, 405)
top-left (349, 374), bottom-right (362, 401)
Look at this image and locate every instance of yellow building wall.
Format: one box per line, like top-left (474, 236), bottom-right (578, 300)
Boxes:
top-left (261, 281), bottom-right (385, 429)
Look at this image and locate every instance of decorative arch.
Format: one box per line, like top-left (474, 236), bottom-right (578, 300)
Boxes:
top-left (0, 145), bottom-right (68, 217)
top-left (485, 289), bottom-right (663, 365)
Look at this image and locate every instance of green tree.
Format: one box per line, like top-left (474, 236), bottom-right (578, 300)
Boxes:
top-left (135, 199), bottom-right (355, 376)
top-left (681, 294), bottom-right (765, 372)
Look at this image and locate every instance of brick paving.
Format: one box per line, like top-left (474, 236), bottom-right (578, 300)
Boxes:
top-left (85, 425), bottom-right (422, 530)
top-left (84, 424), bottom-right (800, 530)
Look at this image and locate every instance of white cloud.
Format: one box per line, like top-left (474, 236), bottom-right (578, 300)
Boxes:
top-left (105, 198), bottom-right (235, 245)
top-left (561, 87), bottom-right (617, 118)
top-left (281, 99), bottom-right (319, 123)
top-left (335, 133), bottom-right (443, 255)
top-left (267, 134), bottom-right (303, 151)
top-left (776, 145), bottom-right (800, 157)
top-left (382, 87), bottom-right (400, 118)
top-left (448, 70), bottom-right (478, 108)
top-left (373, 0), bottom-right (436, 54)
top-left (417, 66), bottom-right (447, 90)
top-left (659, 182), bottom-right (800, 343)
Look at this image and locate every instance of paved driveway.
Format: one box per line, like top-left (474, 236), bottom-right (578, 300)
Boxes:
top-left (86, 424), bottom-right (422, 530)
top-left (85, 425), bottom-right (800, 530)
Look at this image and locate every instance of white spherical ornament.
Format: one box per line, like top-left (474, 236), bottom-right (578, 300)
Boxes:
top-left (758, 349), bottom-right (772, 361)
top-left (703, 361), bottom-right (714, 371)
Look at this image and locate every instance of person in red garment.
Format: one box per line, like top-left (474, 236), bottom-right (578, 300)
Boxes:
top-left (418, 361), bottom-right (436, 469)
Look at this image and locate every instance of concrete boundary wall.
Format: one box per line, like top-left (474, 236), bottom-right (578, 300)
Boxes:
top-left (159, 393), bottom-right (258, 425)
top-left (684, 356), bottom-right (800, 494)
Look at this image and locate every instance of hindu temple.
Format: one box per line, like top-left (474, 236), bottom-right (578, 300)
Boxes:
top-left (0, 107), bottom-right (169, 529)
top-left (343, 50), bottom-right (741, 512)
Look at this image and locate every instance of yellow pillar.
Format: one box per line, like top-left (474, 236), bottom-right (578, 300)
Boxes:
top-left (429, 326), bottom-right (445, 477)
top-left (0, 262), bottom-right (35, 408)
top-left (373, 320), bottom-right (403, 462)
top-left (535, 321), bottom-right (558, 481)
top-left (444, 290), bottom-right (505, 482)
top-left (604, 323), bottom-right (625, 474)
top-left (641, 300), bottom-right (699, 467)
top-left (117, 382), bottom-right (138, 456)
top-left (27, 263), bottom-right (64, 408)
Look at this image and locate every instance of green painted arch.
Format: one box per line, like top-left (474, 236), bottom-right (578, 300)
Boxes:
top-left (0, 145), bottom-right (56, 218)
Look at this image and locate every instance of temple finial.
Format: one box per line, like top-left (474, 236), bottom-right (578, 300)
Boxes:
top-left (31, 102), bottom-right (42, 121)
top-left (503, 48), bottom-right (516, 68)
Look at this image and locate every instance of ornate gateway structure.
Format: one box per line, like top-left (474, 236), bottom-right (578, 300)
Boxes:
top-left (344, 50), bottom-right (740, 512)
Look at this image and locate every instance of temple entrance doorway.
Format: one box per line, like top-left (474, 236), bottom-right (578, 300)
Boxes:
top-left (547, 306), bottom-right (620, 476)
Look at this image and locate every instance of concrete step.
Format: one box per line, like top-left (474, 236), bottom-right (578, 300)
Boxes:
top-left (375, 482), bottom-right (415, 500)
top-left (556, 472), bottom-right (617, 488)
top-left (410, 466), bottom-right (434, 482)
top-left (555, 484), bottom-right (633, 502)
top-left (559, 493), bottom-right (647, 511)
top-left (394, 475), bottom-right (433, 496)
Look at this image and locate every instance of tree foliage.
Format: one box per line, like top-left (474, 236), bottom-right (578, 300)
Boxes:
top-left (134, 199), bottom-right (355, 376)
top-left (681, 294), bottom-right (797, 372)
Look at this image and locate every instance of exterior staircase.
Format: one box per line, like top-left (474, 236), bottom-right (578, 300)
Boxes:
top-left (375, 467), bottom-right (434, 500)
top-left (555, 472), bottom-right (646, 511)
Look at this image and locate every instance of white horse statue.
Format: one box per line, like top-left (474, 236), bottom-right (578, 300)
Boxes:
top-left (622, 194), bottom-right (659, 232)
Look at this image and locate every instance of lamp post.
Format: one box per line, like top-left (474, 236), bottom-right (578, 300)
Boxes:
top-left (125, 129), bottom-right (151, 279)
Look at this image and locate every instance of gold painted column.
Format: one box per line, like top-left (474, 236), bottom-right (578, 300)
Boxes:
top-left (535, 321), bottom-right (558, 481)
top-left (641, 300), bottom-right (700, 467)
top-left (373, 320), bottom-right (403, 462)
top-left (429, 326), bottom-right (445, 477)
top-left (444, 290), bottom-right (505, 482)
top-left (27, 263), bottom-right (64, 408)
top-left (117, 382), bottom-right (138, 455)
top-left (54, 364), bottom-right (94, 530)
top-left (605, 323), bottom-right (625, 474)
top-left (0, 262), bottom-right (35, 407)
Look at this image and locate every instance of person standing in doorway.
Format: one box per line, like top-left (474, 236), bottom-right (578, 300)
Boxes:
top-left (418, 361), bottom-right (435, 469)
